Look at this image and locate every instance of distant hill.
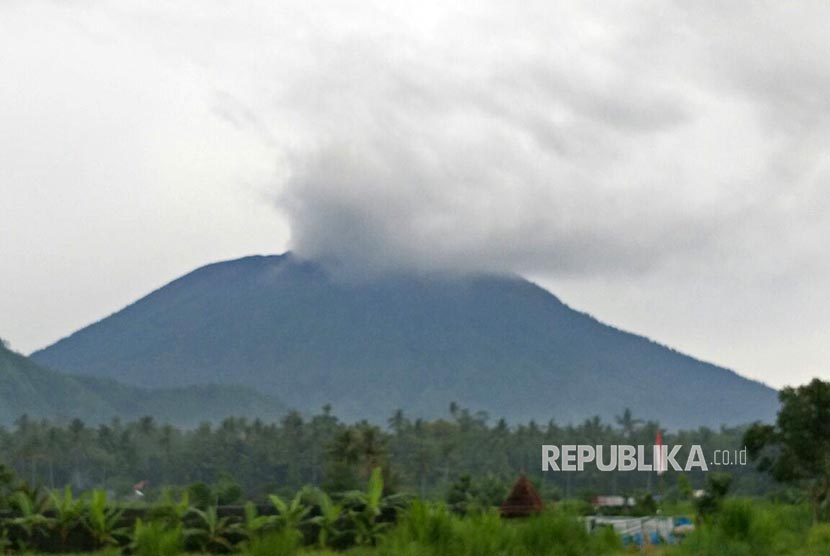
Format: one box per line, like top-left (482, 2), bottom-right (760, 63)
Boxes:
top-left (32, 254), bottom-right (778, 429)
top-left (1, 340), bottom-right (114, 424)
top-left (0, 341), bottom-right (284, 426)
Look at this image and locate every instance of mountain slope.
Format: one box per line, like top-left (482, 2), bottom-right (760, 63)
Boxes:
top-left (0, 342), bottom-right (284, 426)
top-left (32, 254), bottom-right (778, 429)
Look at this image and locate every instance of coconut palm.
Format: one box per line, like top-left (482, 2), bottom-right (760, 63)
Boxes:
top-left (615, 408), bottom-right (643, 439)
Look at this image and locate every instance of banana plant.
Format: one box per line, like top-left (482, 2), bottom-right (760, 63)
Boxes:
top-left (9, 487), bottom-right (53, 551)
top-left (84, 489), bottom-right (127, 550)
top-left (49, 486), bottom-right (87, 552)
top-left (185, 506), bottom-right (235, 553)
top-left (233, 501), bottom-right (271, 541)
top-left (0, 464), bottom-right (18, 510)
top-left (0, 526), bottom-right (11, 554)
top-left (305, 487), bottom-right (343, 549)
top-left (343, 467), bottom-right (388, 546)
top-left (153, 489), bottom-right (191, 528)
top-left (269, 492), bottom-right (310, 531)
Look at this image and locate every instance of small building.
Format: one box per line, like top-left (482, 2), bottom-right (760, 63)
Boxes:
top-left (592, 495), bottom-right (635, 509)
top-left (500, 474), bottom-right (544, 518)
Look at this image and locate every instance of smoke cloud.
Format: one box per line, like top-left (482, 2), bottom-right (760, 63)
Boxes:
top-left (251, 1), bottom-right (830, 280)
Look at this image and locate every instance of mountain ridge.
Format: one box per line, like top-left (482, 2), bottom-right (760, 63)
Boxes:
top-left (0, 340), bottom-right (285, 426)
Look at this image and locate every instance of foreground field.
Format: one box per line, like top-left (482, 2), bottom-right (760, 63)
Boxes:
top-left (8, 499), bottom-right (830, 556)
top-left (1, 460), bottom-right (827, 556)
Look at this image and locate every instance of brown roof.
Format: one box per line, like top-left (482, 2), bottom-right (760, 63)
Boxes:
top-left (500, 474), bottom-right (544, 518)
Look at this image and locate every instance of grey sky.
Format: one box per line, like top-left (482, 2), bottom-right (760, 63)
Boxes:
top-left (1, 1), bottom-right (829, 388)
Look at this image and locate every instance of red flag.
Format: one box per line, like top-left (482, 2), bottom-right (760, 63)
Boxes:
top-left (655, 430), bottom-right (665, 475)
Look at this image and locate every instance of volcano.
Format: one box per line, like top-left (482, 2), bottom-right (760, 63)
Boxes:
top-left (31, 253), bottom-right (777, 429)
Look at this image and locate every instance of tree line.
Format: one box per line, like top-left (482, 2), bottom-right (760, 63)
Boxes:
top-left (0, 404), bottom-right (772, 504)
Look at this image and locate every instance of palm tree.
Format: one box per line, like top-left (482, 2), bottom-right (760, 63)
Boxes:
top-left (357, 425), bottom-right (387, 479)
top-left (329, 429), bottom-right (362, 469)
top-left (137, 416), bottom-right (156, 436)
top-left (615, 408), bottom-right (643, 439)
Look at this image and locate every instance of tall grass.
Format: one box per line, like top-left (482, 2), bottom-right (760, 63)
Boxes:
top-left (246, 529), bottom-right (301, 556)
top-left (378, 500), bottom-right (619, 556)
top-left (806, 523), bottom-right (830, 556)
top-left (131, 519), bottom-right (183, 556)
top-left (669, 499), bottom-right (811, 556)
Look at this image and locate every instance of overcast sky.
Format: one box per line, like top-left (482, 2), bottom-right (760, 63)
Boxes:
top-left (2, 1), bottom-right (829, 389)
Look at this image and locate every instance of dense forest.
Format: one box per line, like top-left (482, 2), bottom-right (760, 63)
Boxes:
top-left (0, 405), bottom-right (772, 504)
